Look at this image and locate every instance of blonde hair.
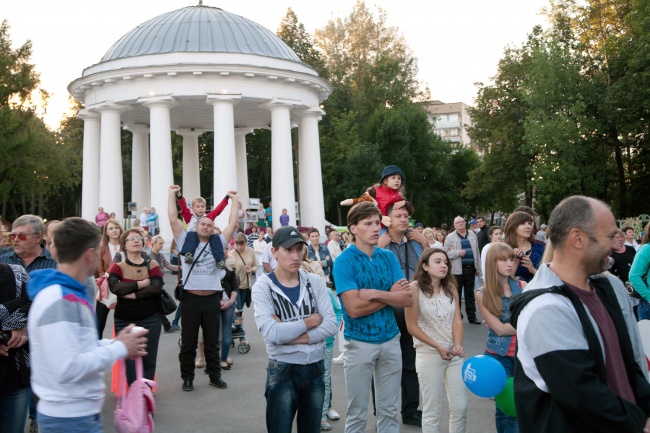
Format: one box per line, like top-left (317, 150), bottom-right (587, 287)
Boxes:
top-left (191, 197), bottom-right (206, 206)
top-left (481, 242), bottom-right (515, 317)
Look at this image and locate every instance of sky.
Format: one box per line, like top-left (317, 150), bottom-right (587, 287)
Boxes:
top-left (3, 0), bottom-right (549, 130)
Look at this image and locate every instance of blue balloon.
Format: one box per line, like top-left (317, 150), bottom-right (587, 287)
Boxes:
top-left (462, 355), bottom-right (507, 398)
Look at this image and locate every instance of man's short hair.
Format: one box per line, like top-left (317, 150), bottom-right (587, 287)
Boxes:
top-left (346, 202), bottom-right (382, 236)
top-left (13, 214), bottom-right (45, 237)
top-left (53, 218), bottom-right (101, 264)
top-left (476, 216), bottom-right (485, 222)
top-left (191, 197), bottom-right (206, 206)
top-left (548, 196), bottom-right (597, 249)
top-left (308, 227), bottom-right (320, 236)
top-left (387, 201), bottom-right (414, 217)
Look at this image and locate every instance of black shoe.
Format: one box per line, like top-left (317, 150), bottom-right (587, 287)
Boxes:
top-left (209, 376), bottom-right (228, 389)
top-left (402, 416), bottom-right (422, 427)
top-left (182, 379), bottom-right (193, 391)
top-left (469, 319), bottom-right (482, 325)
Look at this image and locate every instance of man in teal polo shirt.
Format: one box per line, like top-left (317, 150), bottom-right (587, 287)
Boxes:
top-left (333, 202), bottom-right (413, 433)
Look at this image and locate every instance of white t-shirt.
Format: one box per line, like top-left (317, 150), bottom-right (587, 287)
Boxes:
top-left (175, 230), bottom-right (226, 291)
top-left (262, 241), bottom-right (277, 270)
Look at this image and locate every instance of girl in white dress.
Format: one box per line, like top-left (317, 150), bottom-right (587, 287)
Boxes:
top-left (405, 248), bottom-right (467, 433)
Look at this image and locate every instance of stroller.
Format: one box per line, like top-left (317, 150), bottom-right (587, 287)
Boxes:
top-left (231, 309), bottom-right (250, 354)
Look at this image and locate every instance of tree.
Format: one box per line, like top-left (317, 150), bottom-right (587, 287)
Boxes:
top-left (277, 8), bottom-right (327, 77)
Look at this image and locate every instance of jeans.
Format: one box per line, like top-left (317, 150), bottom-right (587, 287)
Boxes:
top-left (172, 301), bottom-right (182, 327)
top-left (344, 335), bottom-right (402, 433)
top-left (114, 313), bottom-right (161, 384)
top-left (220, 301), bottom-right (236, 362)
top-left (37, 413), bottom-right (102, 433)
top-left (179, 292), bottom-right (222, 380)
top-left (455, 266), bottom-right (478, 321)
top-left (265, 359), bottom-right (325, 433)
top-left (416, 347), bottom-right (467, 433)
top-left (321, 345), bottom-right (334, 421)
top-left (638, 299), bottom-right (650, 320)
top-left (0, 385), bottom-right (30, 433)
top-left (484, 351), bottom-right (518, 433)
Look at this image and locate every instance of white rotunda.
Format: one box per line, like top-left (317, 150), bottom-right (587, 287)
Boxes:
top-left (69, 3), bottom-right (332, 240)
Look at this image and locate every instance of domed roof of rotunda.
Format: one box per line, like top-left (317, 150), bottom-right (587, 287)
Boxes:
top-left (100, 4), bottom-right (301, 63)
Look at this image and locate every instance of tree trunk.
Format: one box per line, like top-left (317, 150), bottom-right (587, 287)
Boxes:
top-left (611, 131), bottom-right (627, 218)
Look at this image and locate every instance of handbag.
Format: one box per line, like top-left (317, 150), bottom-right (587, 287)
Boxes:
top-left (627, 264), bottom-right (650, 300)
top-left (114, 357), bottom-right (156, 433)
top-left (174, 241), bottom-right (210, 301)
top-left (96, 275), bottom-right (118, 309)
top-left (159, 288), bottom-right (177, 315)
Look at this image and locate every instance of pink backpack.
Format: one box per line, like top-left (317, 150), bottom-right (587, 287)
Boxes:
top-left (114, 357), bottom-right (156, 433)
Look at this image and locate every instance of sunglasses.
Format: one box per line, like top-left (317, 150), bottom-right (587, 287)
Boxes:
top-left (9, 233), bottom-right (37, 241)
top-left (125, 236), bottom-right (144, 242)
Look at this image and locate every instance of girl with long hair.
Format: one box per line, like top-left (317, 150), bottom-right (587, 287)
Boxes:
top-left (95, 218), bottom-right (123, 338)
top-left (475, 242), bottom-right (526, 433)
top-left (405, 248), bottom-right (467, 433)
top-left (629, 222), bottom-right (650, 320)
top-left (503, 211), bottom-right (545, 283)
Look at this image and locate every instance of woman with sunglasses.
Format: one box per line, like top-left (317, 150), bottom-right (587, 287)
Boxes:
top-left (95, 219), bottom-right (123, 338)
top-left (108, 228), bottom-right (164, 384)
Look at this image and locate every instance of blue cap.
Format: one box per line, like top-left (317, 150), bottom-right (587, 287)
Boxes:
top-left (470, 219), bottom-right (477, 225)
top-left (414, 222), bottom-right (424, 228)
top-left (379, 165), bottom-right (406, 184)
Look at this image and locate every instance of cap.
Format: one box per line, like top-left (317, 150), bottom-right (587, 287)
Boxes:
top-left (272, 226), bottom-right (307, 249)
top-left (379, 165), bottom-right (406, 184)
top-left (470, 219), bottom-right (477, 225)
top-left (414, 222), bottom-right (424, 228)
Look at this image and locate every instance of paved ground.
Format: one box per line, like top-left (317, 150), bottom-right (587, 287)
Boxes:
top-left (94, 272), bottom-right (496, 433)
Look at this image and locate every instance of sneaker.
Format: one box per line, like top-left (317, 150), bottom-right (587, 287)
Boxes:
top-left (326, 409), bottom-right (340, 420)
top-left (331, 354), bottom-right (344, 365)
top-left (209, 376), bottom-right (228, 389)
top-left (171, 324), bottom-right (181, 331)
top-left (321, 420), bottom-right (332, 431)
top-left (182, 379), bottom-right (193, 391)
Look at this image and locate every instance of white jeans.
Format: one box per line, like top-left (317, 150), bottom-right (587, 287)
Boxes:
top-left (415, 347), bottom-right (467, 433)
top-left (343, 335), bottom-right (402, 433)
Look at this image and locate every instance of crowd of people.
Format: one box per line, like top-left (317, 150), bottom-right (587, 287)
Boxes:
top-left (3, 171), bottom-right (650, 433)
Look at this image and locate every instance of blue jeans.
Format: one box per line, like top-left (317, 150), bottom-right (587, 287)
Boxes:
top-left (638, 299), bottom-right (650, 320)
top-left (0, 385), bottom-right (30, 433)
top-left (265, 359), bottom-right (325, 433)
top-left (38, 413), bottom-right (102, 433)
top-left (172, 301), bottom-right (182, 327)
top-left (484, 351), bottom-right (518, 433)
top-left (221, 301), bottom-right (236, 362)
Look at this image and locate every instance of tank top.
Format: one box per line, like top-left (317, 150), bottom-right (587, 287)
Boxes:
top-left (413, 287), bottom-right (456, 350)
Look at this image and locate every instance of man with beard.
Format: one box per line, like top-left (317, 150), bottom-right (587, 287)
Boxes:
top-left (510, 196), bottom-right (650, 433)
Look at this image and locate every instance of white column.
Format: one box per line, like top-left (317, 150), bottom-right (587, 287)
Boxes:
top-left (207, 94), bottom-right (241, 230)
top-left (124, 124), bottom-right (150, 216)
top-left (78, 109), bottom-right (100, 221)
top-left (176, 129), bottom-right (204, 201)
top-left (140, 96), bottom-right (176, 242)
top-left (263, 101), bottom-right (296, 230)
top-left (235, 128), bottom-right (252, 210)
top-left (299, 108), bottom-right (326, 234)
top-left (95, 102), bottom-right (130, 222)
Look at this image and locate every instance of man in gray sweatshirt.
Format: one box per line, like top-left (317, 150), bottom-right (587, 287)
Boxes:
top-left (252, 226), bottom-right (337, 433)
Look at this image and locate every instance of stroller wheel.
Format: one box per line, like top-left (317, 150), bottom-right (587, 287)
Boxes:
top-left (238, 341), bottom-right (250, 354)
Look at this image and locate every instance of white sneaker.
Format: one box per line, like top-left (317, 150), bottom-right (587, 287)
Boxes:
top-left (331, 354), bottom-right (344, 365)
top-left (326, 409), bottom-right (340, 420)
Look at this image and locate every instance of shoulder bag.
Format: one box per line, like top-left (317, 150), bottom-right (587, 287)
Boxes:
top-left (174, 241), bottom-right (209, 301)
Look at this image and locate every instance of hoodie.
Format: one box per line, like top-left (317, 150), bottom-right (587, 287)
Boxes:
top-left (509, 264), bottom-right (650, 433)
top-left (27, 269), bottom-right (127, 418)
top-left (252, 270), bottom-right (337, 364)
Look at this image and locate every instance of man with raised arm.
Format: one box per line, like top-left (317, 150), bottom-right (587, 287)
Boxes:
top-left (333, 202), bottom-right (413, 433)
top-left (168, 185), bottom-right (239, 391)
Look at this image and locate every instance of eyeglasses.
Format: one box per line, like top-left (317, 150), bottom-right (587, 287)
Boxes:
top-left (9, 233), bottom-right (37, 241)
top-left (125, 236), bottom-right (144, 242)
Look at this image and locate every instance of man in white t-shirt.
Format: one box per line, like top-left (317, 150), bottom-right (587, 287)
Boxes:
top-left (168, 185), bottom-right (239, 392)
top-left (262, 241), bottom-right (277, 273)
